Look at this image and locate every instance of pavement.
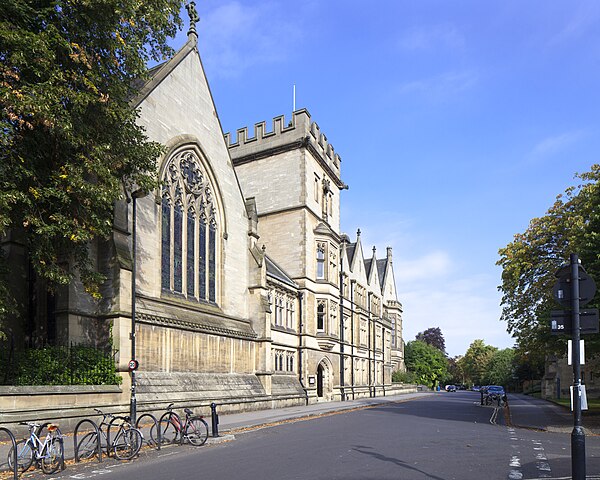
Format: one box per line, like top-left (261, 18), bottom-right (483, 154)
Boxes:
top-left (505, 392), bottom-right (600, 435)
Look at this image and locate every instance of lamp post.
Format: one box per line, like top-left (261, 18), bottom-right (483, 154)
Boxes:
top-left (129, 189), bottom-right (145, 424)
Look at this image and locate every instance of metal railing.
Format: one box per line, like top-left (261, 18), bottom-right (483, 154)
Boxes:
top-left (0, 341), bottom-right (121, 386)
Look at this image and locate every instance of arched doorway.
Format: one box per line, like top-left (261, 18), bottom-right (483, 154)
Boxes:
top-left (316, 358), bottom-right (333, 400)
top-left (317, 364), bottom-right (324, 398)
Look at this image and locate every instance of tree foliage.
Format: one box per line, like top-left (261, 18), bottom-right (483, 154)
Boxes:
top-left (415, 327), bottom-right (446, 355)
top-left (0, 1), bottom-right (184, 320)
top-left (446, 355), bottom-right (466, 385)
top-left (481, 348), bottom-right (515, 386)
top-left (497, 165), bottom-right (600, 362)
top-left (404, 340), bottom-right (448, 388)
top-left (459, 339), bottom-right (497, 385)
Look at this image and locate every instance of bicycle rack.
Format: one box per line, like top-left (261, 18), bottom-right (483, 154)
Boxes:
top-left (136, 413), bottom-right (161, 450)
top-left (107, 415), bottom-right (138, 458)
top-left (74, 419), bottom-right (102, 463)
top-left (0, 427), bottom-right (18, 480)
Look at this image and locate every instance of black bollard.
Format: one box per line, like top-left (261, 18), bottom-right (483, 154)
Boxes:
top-left (480, 390), bottom-right (484, 406)
top-left (210, 402), bottom-right (219, 437)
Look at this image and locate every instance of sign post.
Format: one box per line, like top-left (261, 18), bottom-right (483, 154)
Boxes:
top-left (569, 254), bottom-right (585, 480)
top-left (553, 254), bottom-right (597, 480)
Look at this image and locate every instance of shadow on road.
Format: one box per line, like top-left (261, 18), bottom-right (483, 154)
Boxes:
top-left (366, 392), bottom-right (504, 427)
top-left (352, 444), bottom-right (449, 480)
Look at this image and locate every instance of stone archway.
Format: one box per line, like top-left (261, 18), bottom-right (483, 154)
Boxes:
top-left (316, 357), bottom-right (333, 401)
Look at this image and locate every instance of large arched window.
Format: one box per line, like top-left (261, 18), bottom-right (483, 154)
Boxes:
top-left (161, 149), bottom-right (218, 303)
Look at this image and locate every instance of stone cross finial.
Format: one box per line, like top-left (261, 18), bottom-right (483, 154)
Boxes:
top-left (186, 1), bottom-right (200, 36)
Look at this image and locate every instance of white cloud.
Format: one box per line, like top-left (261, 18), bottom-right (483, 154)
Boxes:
top-left (197, 1), bottom-right (305, 78)
top-left (529, 130), bottom-right (586, 159)
top-left (397, 25), bottom-right (465, 52)
top-left (400, 274), bottom-right (514, 357)
top-left (396, 251), bottom-right (453, 282)
top-left (550, 2), bottom-right (600, 46)
top-left (396, 70), bottom-right (479, 100)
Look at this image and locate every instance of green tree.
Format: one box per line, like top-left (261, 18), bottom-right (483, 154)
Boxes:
top-left (0, 1), bottom-right (184, 326)
top-left (447, 355), bottom-right (466, 385)
top-left (461, 339), bottom-right (497, 385)
top-left (497, 165), bottom-right (600, 362)
top-left (404, 340), bottom-right (449, 389)
top-left (481, 348), bottom-right (515, 387)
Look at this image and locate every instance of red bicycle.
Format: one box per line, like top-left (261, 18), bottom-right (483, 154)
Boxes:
top-left (152, 403), bottom-right (208, 446)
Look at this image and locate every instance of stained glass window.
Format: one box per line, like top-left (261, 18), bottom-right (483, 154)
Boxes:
top-left (187, 211), bottom-right (195, 298)
top-left (160, 149), bottom-right (219, 304)
top-left (199, 217), bottom-right (206, 300)
top-left (173, 203), bottom-right (183, 293)
top-left (161, 195), bottom-right (171, 291)
top-left (208, 222), bottom-right (216, 303)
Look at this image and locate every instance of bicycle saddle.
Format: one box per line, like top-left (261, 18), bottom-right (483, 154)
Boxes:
top-left (184, 408), bottom-right (193, 416)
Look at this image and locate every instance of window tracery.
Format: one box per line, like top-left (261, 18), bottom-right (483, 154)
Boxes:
top-left (161, 149), bottom-right (218, 303)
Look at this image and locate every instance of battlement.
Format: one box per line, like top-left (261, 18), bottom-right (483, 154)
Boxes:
top-left (225, 109), bottom-right (342, 183)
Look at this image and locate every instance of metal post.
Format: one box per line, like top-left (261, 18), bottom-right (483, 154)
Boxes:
top-left (210, 402), bottom-right (219, 437)
top-left (130, 192), bottom-right (142, 425)
top-left (570, 253), bottom-right (585, 480)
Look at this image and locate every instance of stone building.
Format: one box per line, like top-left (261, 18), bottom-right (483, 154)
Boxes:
top-left (1, 16), bottom-right (407, 422)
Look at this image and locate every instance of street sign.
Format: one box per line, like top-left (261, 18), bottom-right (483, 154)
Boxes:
top-left (553, 265), bottom-right (596, 307)
top-left (550, 308), bottom-right (600, 335)
top-left (128, 359), bottom-right (139, 371)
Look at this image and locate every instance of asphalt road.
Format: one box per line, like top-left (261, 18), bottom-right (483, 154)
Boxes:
top-left (19, 391), bottom-right (600, 480)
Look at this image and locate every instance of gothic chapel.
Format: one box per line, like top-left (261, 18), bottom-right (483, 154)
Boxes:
top-left (1, 9), bottom-right (407, 420)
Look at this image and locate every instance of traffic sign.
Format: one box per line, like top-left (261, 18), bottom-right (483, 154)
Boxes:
top-left (128, 359), bottom-right (139, 371)
top-left (553, 265), bottom-right (596, 307)
top-left (550, 309), bottom-right (600, 335)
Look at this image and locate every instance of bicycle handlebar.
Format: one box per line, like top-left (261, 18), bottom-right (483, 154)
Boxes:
top-left (19, 421), bottom-right (40, 427)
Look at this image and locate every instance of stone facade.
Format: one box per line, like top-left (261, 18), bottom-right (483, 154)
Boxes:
top-left (1, 25), bottom-right (407, 424)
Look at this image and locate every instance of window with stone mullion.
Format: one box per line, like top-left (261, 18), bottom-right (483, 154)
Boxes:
top-left (161, 149), bottom-right (218, 304)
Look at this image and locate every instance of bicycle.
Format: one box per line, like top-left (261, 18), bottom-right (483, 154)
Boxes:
top-left (76, 408), bottom-right (142, 461)
top-left (152, 403), bottom-right (208, 446)
top-left (7, 421), bottom-right (63, 474)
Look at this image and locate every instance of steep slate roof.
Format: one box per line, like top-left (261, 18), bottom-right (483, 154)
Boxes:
top-left (376, 258), bottom-right (387, 290)
top-left (346, 242), bottom-right (357, 267)
top-left (265, 255), bottom-right (298, 289)
top-left (364, 258), bottom-right (374, 279)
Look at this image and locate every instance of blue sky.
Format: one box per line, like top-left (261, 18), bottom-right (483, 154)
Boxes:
top-left (168, 1), bottom-right (600, 357)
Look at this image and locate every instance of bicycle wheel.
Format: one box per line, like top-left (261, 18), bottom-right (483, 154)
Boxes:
top-left (41, 437), bottom-right (63, 474)
top-left (76, 431), bottom-right (100, 460)
top-left (185, 417), bottom-right (208, 446)
top-left (113, 427), bottom-right (142, 460)
top-left (7, 439), bottom-right (34, 473)
top-left (159, 413), bottom-right (180, 444)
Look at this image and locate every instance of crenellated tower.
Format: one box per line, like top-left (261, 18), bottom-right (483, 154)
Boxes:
top-left (228, 108), bottom-right (349, 401)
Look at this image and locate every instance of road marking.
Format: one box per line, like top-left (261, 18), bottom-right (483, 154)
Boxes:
top-left (490, 407), bottom-right (500, 424)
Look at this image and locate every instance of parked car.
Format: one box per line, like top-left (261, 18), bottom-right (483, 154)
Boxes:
top-left (487, 385), bottom-right (505, 396)
top-left (471, 385), bottom-right (481, 392)
top-left (445, 385), bottom-right (457, 392)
